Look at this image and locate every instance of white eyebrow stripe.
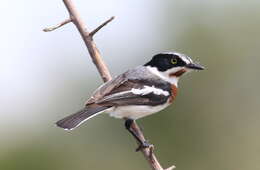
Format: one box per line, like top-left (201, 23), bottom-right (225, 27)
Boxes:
top-left (131, 85), bottom-right (169, 96)
top-left (173, 53), bottom-right (190, 64)
top-left (161, 51), bottom-right (192, 64)
top-left (186, 56), bottom-right (193, 63)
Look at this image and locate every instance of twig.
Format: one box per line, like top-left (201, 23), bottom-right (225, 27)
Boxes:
top-left (43, 18), bottom-right (72, 32)
top-left (63, 0), bottom-right (112, 81)
top-left (89, 16), bottom-right (115, 37)
top-left (45, 0), bottom-right (175, 169)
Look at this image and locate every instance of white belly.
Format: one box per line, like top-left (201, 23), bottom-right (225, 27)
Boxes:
top-left (108, 102), bottom-right (170, 120)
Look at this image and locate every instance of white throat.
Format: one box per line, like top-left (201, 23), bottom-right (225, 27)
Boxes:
top-left (147, 66), bottom-right (179, 87)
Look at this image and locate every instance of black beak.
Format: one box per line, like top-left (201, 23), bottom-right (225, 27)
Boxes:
top-left (185, 63), bottom-right (205, 70)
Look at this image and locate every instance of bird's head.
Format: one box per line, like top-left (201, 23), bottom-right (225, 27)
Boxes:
top-left (144, 52), bottom-right (204, 86)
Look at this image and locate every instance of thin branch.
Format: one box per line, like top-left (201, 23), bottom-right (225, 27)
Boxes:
top-left (89, 16), bottom-right (115, 37)
top-left (45, 0), bottom-right (175, 169)
top-left (43, 18), bottom-right (72, 32)
top-left (63, 0), bottom-right (112, 82)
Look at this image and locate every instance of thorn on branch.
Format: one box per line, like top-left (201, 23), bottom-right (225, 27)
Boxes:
top-left (165, 165), bottom-right (176, 170)
top-left (149, 144), bottom-right (155, 158)
top-left (43, 18), bottom-right (72, 32)
top-left (89, 16), bottom-right (115, 37)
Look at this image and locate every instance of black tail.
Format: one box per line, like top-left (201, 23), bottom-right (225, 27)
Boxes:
top-left (56, 106), bottom-right (110, 130)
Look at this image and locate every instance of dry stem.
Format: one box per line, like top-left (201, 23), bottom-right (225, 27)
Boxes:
top-left (43, 18), bottom-right (71, 32)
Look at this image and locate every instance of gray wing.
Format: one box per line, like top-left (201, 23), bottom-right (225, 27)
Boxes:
top-left (96, 79), bottom-right (171, 106)
top-left (85, 66), bottom-right (145, 105)
top-left (85, 73), bottom-right (127, 105)
top-left (85, 66), bottom-right (171, 107)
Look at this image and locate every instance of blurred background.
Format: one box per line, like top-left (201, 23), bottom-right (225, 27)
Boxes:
top-left (1, 0), bottom-right (260, 170)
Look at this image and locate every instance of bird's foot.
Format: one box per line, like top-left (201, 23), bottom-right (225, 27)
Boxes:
top-left (135, 140), bottom-right (154, 152)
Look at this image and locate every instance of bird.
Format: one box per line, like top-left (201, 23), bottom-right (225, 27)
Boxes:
top-left (56, 52), bottom-right (204, 150)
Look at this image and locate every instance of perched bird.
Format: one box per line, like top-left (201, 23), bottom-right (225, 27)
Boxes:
top-left (56, 52), bottom-right (204, 149)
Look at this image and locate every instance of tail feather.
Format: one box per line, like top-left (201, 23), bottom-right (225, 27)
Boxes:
top-left (56, 106), bottom-right (110, 130)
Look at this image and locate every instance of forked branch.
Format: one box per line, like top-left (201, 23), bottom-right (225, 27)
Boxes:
top-left (89, 16), bottom-right (115, 37)
top-left (44, 0), bottom-right (175, 169)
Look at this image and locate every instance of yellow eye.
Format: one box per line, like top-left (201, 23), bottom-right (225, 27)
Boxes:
top-left (171, 58), bottom-right (177, 64)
